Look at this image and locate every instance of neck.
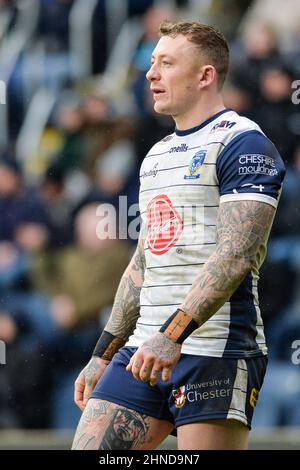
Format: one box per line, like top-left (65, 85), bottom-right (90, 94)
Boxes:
top-left (173, 93), bottom-right (225, 131)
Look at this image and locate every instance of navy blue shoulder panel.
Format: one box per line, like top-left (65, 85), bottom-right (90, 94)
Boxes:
top-left (216, 130), bottom-right (286, 200)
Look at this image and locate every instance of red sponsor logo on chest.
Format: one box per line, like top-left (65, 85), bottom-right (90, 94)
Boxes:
top-left (146, 194), bottom-right (184, 255)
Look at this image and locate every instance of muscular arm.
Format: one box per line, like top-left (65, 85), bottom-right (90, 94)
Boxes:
top-left (74, 232), bottom-right (146, 411)
top-left (104, 231), bottom-right (146, 341)
top-left (180, 200), bottom-right (275, 325)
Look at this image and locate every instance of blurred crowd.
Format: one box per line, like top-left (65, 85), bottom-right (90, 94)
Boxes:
top-left (0, 0), bottom-right (300, 430)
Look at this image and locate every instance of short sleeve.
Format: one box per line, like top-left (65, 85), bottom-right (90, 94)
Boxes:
top-left (216, 130), bottom-right (286, 208)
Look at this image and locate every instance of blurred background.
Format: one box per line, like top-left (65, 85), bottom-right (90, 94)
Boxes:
top-left (0, 0), bottom-right (300, 450)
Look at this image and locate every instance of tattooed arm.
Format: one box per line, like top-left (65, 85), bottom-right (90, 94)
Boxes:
top-left (180, 200), bottom-right (275, 323)
top-left (127, 200), bottom-right (275, 386)
top-left (104, 232), bottom-right (145, 339)
top-left (74, 232), bottom-right (146, 410)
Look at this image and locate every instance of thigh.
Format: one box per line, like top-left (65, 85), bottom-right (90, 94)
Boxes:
top-left (169, 355), bottom-right (268, 432)
top-left (72, 398), bottom-right (174, 450)
top-left (177, 418), bottom-right (249, 450)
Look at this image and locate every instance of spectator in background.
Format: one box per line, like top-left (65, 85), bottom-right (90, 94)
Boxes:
top-left (252, 65), bottom-right (300, 162)
top-left (43, 91), bottom-right (138, 208)
top-left (0, 155), bottom-right (53, 428)
top-left (72, 122), bottom-right (140, 239)
top-left (230, 23), bottom-right (280, 105)
top-left (131, 5), bottom-right (176, 115)
top-left (94, 137), bottom-right (137, 201)
top-left (0, 156), bottom-right (49, 246)
top-left (39, 164), bottom-right (74, 248)
top-left (52, 92), bottom-right (86, 174)
top-left (44, 94), bottom-right (132, 178)
top-left (81, 94), bottom-right (135, 178)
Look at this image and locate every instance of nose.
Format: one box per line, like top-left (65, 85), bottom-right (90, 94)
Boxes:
top-left (146, 63), bottom-right (160, 82)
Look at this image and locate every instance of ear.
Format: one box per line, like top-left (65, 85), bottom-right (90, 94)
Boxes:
top-left (198, 65), bottom-right (217, 89)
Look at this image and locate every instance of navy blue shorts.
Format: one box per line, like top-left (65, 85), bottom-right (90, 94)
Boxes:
top-left (90, 347), bottom-right (267, 430)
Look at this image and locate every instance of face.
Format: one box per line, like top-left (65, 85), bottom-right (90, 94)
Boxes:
top-left (146, 35), bottom-right (203, 118)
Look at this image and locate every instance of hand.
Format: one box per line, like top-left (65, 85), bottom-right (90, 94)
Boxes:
top-left (126, 332), bottom-right (181, 386)
top-left (74, 356), bottom-right (110, 411)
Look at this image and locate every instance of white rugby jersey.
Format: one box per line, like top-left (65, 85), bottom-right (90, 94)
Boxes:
top-left (126, 109), bottom-right (286, 358)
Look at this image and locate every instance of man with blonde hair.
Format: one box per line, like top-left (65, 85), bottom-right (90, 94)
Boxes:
top-left (72, 21), bottom-right (285, 450)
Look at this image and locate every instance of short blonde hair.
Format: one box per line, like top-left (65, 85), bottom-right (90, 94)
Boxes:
top-left (159, 21), bottom-right (229, 89)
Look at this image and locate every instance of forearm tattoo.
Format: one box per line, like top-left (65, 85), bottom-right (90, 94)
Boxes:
top-left (105, 237), bottom-right (146, 340)
top-left (132, 241), bottom-right (146, 278)
top-left (181, 200), bottom-right (275, 325)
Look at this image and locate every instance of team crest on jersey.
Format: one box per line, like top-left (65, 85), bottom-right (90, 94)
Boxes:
top-left (146, 194), bottom-right (183, 255)
top-left (184, 150), bottom-right (207, 180)
top-left (172, 385), bottom-right (186, 408)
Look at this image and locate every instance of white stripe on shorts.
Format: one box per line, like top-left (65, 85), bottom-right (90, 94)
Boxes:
top-left (226, 359), bottom-right (248, 426)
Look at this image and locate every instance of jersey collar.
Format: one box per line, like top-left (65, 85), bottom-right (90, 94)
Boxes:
top-left (175, 108), bottom-right (233, 136)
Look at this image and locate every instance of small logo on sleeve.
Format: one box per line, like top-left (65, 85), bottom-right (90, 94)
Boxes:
top-left (238, 154), bottom-right (278, 176)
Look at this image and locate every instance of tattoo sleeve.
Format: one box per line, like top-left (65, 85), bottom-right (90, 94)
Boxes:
top-left (104, 229), bottom-right (146, 340)
top-left (180, 200), bottom-right (275, 326)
